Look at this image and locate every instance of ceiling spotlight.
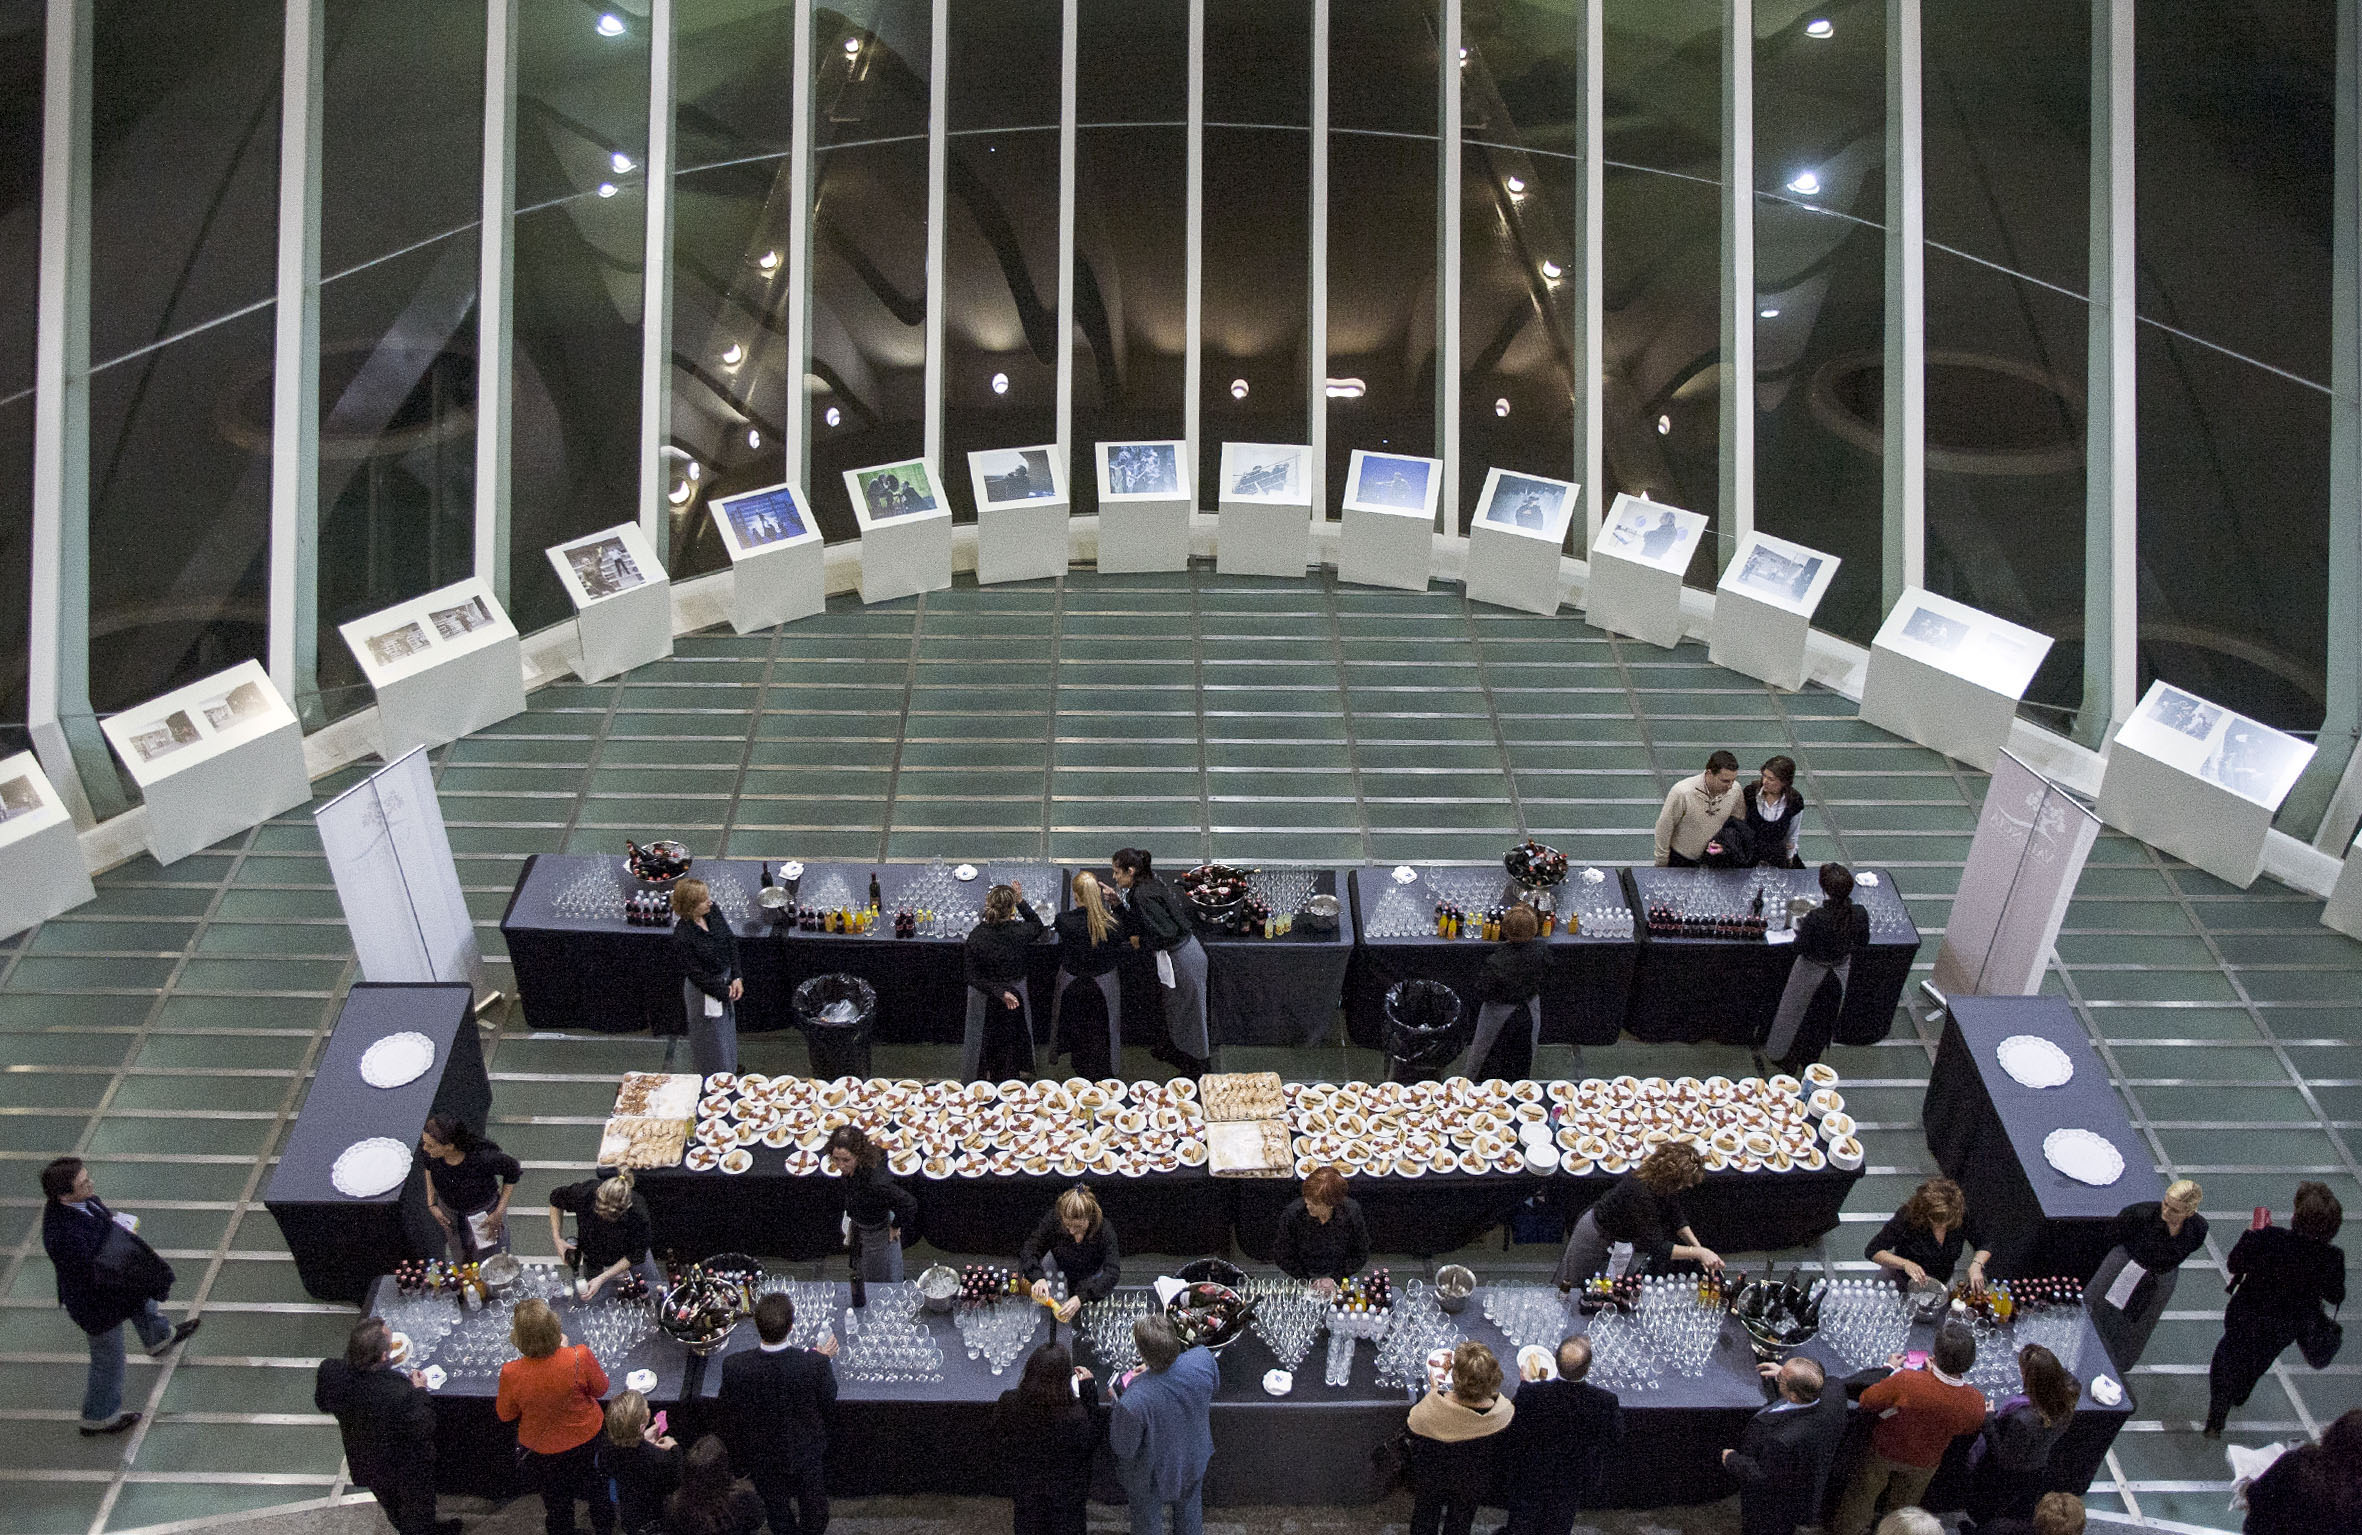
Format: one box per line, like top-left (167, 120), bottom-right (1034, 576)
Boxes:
top-left (722, 342), bottom-right (745, 367)
top-left (610, 151), bottom-right (634, 173)
top-left (1494, 398), bottom-right (1511, 418)
top-left (1505, 176), bottom-right (1526, 198)
top-left (1230, 378), bottom-right (1249, 400)
top-left (1656, 413), bottom-right (1672, 435)
top-left (1787, 171), bottom-right (1821, 195)
top-left (1458, 47), bottom-right (1469, 63)
top-left (686, 460), bottom-right (700, 480)
top-left (1540, 260), bottom-right (1563, 281)
top-left (747, 427), bottom-right (762, 449)
top-left (758, 249), bottom-right (780, 271)
top-left (990, 372), bottom-right (1009, 395)
top-left (668, 481), bottom-right (693, 505)
top-left (824, 405), bottom-right (842, 427)
top-left (1805, 18), bottom-right (1834, 38)
top-left (844, 36), bottom-right (861, 55)
top-left (596, 13), bottom-right (626, 37)
top-left (597, 181), bottom-right (618, 198)
top-left (1759, 306), bottom-right (1780, 319)
top-left (1324, 377), bottom-right (1365, 399)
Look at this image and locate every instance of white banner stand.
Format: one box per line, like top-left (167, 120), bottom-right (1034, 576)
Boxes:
top-left (1092, 440), bottom-right (1193, 572)
top-left (1932, 750), bottom-right (2102, 998)
top-left (1214, 442), bottom-right (1315, 577)
top-left (1585, 492), bottom-right (1708, 648)
top-left (967, 445), bottom-right (1071, 585)
top-left (842, 457), bottom-right (953, 602)
top-left (316, 747), bottom-right (489, 1000)
top-left (101, 661), bottom-right (310, 866)
top-left (1336, 450), bottom-right (1440, 591)
top-left (0, 752), bottom-right (94, 937)
top-left (1464, 467), bottom-right (1579, 614)
top-left (2324, 828), bottom-right (2362, 942)
top-left (338, 578), bottom-right (524, 757)
top-left (710, 483), bottom-right (825, 633)
top-left (546, 522), bottom-right (673, 683)
top-left (1861, 587), bottom-right (2054, 771)
top-left (1710, 530), bottom-right (1842, 691)
top-left (2099, 681), bottom-right (2316, 889)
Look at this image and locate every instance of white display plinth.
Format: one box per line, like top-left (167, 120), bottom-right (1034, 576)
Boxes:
top-left (0, 752), bottom-right (94, 937)
top-left (710, 483), bottom-right (826, 633)
top-left (1584, 492), bottom-right (1709, 648)
top-left (1093, 440), bottom-right (1193, 572)
top-left (1861, 587), bottom-right (2054, 771)
top-left (100, 661), bottom-right (310, 866)
top-left (842, 457), bottom-right (953, 602)
top-left (2098, 681), bottom-right (2316, 889)
top-left (546, 522), bottom-right (673, 683)
top-left (2324, 830), bottom-right (2362, 943)
top-left (1335, 449), bottom-right (1440, 591)
top-left (1709, 530), bottom-right (1842, 691)
top-left (339, 578), bottom-right (525, 757)
top-left (967, 446), bottom-right (1071, 585)
top-left (1215, 442), bottom-right (1313, 577)
top-left (1463, 466), bottom-right (1581, 615)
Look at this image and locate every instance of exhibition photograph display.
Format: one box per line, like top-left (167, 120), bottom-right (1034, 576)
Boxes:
top-left (1584, 493), bottom-right (1709, 648)
top-left (1215, 441), bottom-right (1317, 577)
top-left (1335, 449), bottom-right (1442, 591)
top-left (708, 482), bottom-right (826, 633)
top-left (843, 457), bottom-right (954, 601)
top-left (2098, 680), bottom-right (2317, 887)
top-left (1463, 466), bottom-right (1580, 614)
top-left (1710, 530), bottom-right (1843, 691)
top-left (966, 445), bottom-right (1072, 585)
top-left (338, 578), bottom-right (526, 755)
top-left (1092, 439), bottom-right (1195, 571)
top-left (98, 660), bottom-right (311, 864)
top-left (545, 522), bottom-right (675, 682)
top-left (0, 750), bottom-right (93, 938)
top-left (1860, 587), bottom-right (2056, 770)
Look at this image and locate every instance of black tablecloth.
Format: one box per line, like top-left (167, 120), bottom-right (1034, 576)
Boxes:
top-left (1342, 866), bottom-right (1640, 1051)
top-left (1926, 996), bottom-right (2165, 1280)
top-left (1623, 867), bottom-right (1921, 1047)
top-left (265, 984), bottom-right (488, 1303)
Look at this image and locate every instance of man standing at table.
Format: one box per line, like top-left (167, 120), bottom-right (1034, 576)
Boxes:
top-left (315, 1319), bottom-right (456, 1535)
top-left (717, 1294), bottom-right (838, 1535)
top-left (1500, 1335), bottom-right (1622, 1535)
top-left (1110, 1314), bottom-right (1218, 1535)
top-left (1723, 1355), bottom-right (1847, 1535)
top-left (40, 1156), bottom-right (200, 1435)
top-left (1654, 750), bottom-right (1744, 867)
top-left (1833, 1324), bottom-right (1988, 1535)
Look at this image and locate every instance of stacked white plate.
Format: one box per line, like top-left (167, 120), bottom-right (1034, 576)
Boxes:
top-left (360, 1031), bottom-right (436, 1089)
top-left (332, 1136), bottom-right (414, 1198)
top-left (1997, 1034), bottom-right (2074, 1090)
top-left (2042, 1127), bottom-right (2125, 1186)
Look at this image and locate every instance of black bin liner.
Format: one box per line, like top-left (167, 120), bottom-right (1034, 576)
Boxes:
top-left (794, 973), bottom-right (877, 1080)
top-left (1382, 979), bottom-right (1466, 1083)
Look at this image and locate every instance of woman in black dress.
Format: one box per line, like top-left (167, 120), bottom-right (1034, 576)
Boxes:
top-left (991, 1341), bottom-right (1109, 1535)
top-left (419, 1113), bottom-right (521, 1262)
top-left (1966, 1344), bottom-right (2081, 1523)
top-left (962, 882), bottom-right (1046, 1081)
top-left (827, 1126), bottom-right (917, 1284)
top-left (669, 878), bottom-right (740, 1078)
top-left (1272, 1167), bottom-right (1371, 1290)
top-left (661, 1436), bottom-right (766, 1535)
top-left (2206, 1182), bottom-right (2347, 1437)
top-left (546, 1168), bottom-right (664, 1299)
top-left (1050, 872), bottom-right (1125, 1079)
top-left (1019, 1186), bottom-right (1120, 1321)
top-left (1867, 1176), bottom-right (1991, 1293)
top-left (2084, 1179), bottom-right (2208, 1372)
top-left (1109, 849), bottom-right (1210, 1074)
top-left (1759, 861), bottom-right (1869, 1075)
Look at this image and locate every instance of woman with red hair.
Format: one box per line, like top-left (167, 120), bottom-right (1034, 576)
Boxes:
top-left (1272, 1167), bottom-right (1370, 1290)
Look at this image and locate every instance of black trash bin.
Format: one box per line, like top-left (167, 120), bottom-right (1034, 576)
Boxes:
top-left (1381, 979), bottom-right (1466, 1084)
top-left (794, 973), bottom-right (877, 1080)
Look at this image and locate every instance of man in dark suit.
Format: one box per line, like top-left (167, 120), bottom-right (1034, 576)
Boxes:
top-left (716, 1293), bottom-right (839, 1535)
top-left (1498, 1335), bottom-right (1624, 1535)
top-left (315, 1320), bottom-right (455, 1535)
top-left (39, 1156), bottom-right (199, 1434)
top-left (1724, 1355), bottom-right (1850, 1535)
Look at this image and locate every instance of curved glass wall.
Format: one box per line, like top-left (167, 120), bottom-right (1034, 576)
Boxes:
top-left (0, 0), bottom-right (38, 756)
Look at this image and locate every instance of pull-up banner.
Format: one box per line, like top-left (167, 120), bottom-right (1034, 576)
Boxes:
top-left (316, 748), bottom-right (487, 1000)
top-left (1933, 750), bottom-right (2101, 998)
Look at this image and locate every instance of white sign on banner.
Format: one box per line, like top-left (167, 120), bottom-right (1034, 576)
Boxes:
top-left (316, 748), bottom-right (487, 1000)
top-left (1933, 750), bottom-right (2102, 998)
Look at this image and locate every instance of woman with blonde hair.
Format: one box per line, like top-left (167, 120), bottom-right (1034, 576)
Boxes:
top-left (596, 1390), bottom-right (678, 1535)
top-left (2085, 1179), bottom-right (2207, 1372)
top-left (1405, 1340), bottom-right (1515, 1535)
top-left (1555, 1142), bottom-right (1723, 1288)
top-left (495, 1298), bottom-right (614, 1535)
top-left (1020, 1184), bottom-right (1121, 1320)
top-left (668, 876), bottom-right (741, 1077)
top-left (1867, 1177), bottom-right (1990, 1294)
top-left (962, 880), bottom-right (1047, 1080)
top-left (1051, 871), bottom-right (1125, 1078)
top-left (546, 1168), bottom-right (663, 1300)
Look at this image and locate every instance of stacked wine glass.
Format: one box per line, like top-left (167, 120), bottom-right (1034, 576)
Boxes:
top-left (1077, 1291), bottom-right (1153, 1375)
top-left (1243, 1281), bottom-right (1327, 1371)
top-left (755, 1276), bottom-right (839, 1350)
top-left (954, 1296), bottom-right (1045, 1376)
top-left (1582, 1310), bottom-right (1663, 1392)
top-left (1372, 1282), bottom-right (1463, 1391)
top-left (838, 1292), bottom-right (945, 1384)
top-left (1631, 1277), bottom-right (1725, 1378)
top-left (1480, 1284), bottom-right (1575, 1351)
top-left (1817, 1279), bottom-right (1914, 1371)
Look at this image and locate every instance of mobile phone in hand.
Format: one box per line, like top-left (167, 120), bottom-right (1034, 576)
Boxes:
top-left (2253, 1207), bottom-right (2272, 1231)
top-left (651, 1411), bottom-right (668, 1439)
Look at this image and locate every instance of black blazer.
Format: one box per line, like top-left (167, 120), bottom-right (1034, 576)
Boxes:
top-left (1724, 1385), bottom-right (1849, 1535)
top-left (44, 1198), bottom-right (172, 1334)
top-left (2226, 1226), bottom-right (2347, 1320)
top-left (1477, 939), bottom-right (1552, 1006)
top-left (964, 905), bottom-right (1047, 991)
top-left (1120, 876), bottom-right (1193, 952)
top-left (673, 914), bottom-right (738, 1002)
top-left (314, 1359), bottom-right (436, 1482)
top-left (1019, 1208), bottom-right (1122, 1300)
top-left (991, 1387), bottom-right (1109, 1503)
top-left (1500, 1377), bottom-right (1622, 1502)
top-left (1739, 781), bottom-right (1807, 864)
top-left (716, 1344), bottom-right (838, 1474)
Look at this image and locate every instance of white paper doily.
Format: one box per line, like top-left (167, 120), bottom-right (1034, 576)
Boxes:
top-left (359, 1031), bottom-right (436, 1089)
top-left (1997, 1034), bottom-right (2074, 1090)
top-left (1392, 865), bottom-right (1418, 884)
top-left (332, 1137), bottom-right (414, 1198)
top-left (2043, 1128), bottom-right (2125, 1186)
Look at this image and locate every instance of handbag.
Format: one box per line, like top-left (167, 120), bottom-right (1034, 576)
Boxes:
top-left (92, 1218), bottom-right (175, 1303)
top-left (2297, 1302), bottom-right (2343, 1369)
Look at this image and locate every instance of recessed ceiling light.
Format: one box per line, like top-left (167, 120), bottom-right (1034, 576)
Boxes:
top-left (824, 406), bottom-right (842, 427)
top-left (747, 428), bottom-right (762, 449)
top-left (685, 460), bottom-right (700, 481)
top-left (596, 182), bottom-right (618, 198)
top-left (722, 343), bottom-right (745, 367)
top-left (1230, 378), bottom-right (1249, 400)
top-left (1759, 307), bottom-right (1780, 319)
top-left (596, 13), bottom-right (626, 38)
top-left (1805, 18), bottom-right (1834, 38)
top-left (844, 36), bottom-right (861, 56)
top-left (1788, 171), bottom-right (1821, 195)
top-left (610, 151), bottom-right (634, 174)
top-left (1324, 377), bottom-right (1365, 399)
top-left (1505, 176), bottom-right (1526, 195)
top-left (1656, 414), bottom-right (1672, 435)
top-left (668, 481), bottom-right (693, 505)
top-left (1495, 398), bottom-right (1511, 417)
top-left (990, 372), bottom-right (1009, 395)
top-left (758, 249), bottom-right (780, 271)
top-left (1540, 260), bottom-right (1563, 280)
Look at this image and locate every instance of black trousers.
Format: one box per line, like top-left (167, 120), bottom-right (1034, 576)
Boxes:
top-left (1011, 1488), bottom-right (1089, 1535)
top-left (1505, 1492), bottom-right (1582, 1535)
top-left (524, 1439), bottom-right (613, 1535)
top-left (2208, 1307), bottom-right (2304, 1423)
top-left (1410, 1490), bottom-right (1482, 1535)
top-left (752, 1465), bottom-right (829, 1535)
top-left (356, 1463), bottom-right (439, 1535)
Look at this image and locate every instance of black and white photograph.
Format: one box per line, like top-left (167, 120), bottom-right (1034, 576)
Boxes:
top-left (199, 680), bottom-right (273, 733)
top-left (430, 596), bottom-right (496, 640)
top-left (721, 489), bottom-right (806, 549)
top-left (1106, 442), bottom-right (1180, 496)
top-left (1227, 449), bottom-right (1301, 498)
top-left (977, 448), bottom-right (1059, 504)
top-left (2144, 684), bottom-right (2222, 742)
top-left (1353, 455), bottom-right (1432, 511)
top-left (1483, 474), bottom-right (1567, 530)
top-left (566, 536), bottom-right (647, 598)
top-left (2200, 718), bottom-right (2313, 805)
top-left (1901, 605), bottom-right (1972, 652)
top-left (1603, 504), bottom-right (1688, 564)
top-left (1733, 542), bottom-right (1824, 605)
top-left (365, 621), bottom-right (433, 668)
top-left (856, 462), bottom-right (938, 519)
top-left (0, 774), bottom-right (42, 824)
top-left (129, 711), bottom-right (202, 764)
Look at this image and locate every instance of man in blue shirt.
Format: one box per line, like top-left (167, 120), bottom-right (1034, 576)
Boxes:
top-left (40, 1156), bottom-right (200, 1434)
top-left (1109, 1314), bottom-right (1218, 1535)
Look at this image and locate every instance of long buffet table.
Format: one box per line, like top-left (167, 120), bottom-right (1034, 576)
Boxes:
top-left (383, 1277), bottom-right (2127, 1512)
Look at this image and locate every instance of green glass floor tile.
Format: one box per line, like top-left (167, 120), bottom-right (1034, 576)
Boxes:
top-left (2094, 1007), bottom-right (2267, 1041)
top-left (191, 923), bottom-right (350, 958)
top-left (0, 1029), bottom-right (138, 1066)
top-left (154, 995), bottom-right (327, 1032)
top-left (722, 830), bottom-right (885, 860)
top-left (2106, 1045), bottom-right (2291, 1082)
top-left (1360, 799), bottom-right (1515, 830)
top-left (201, 1257), bottom-right (326, 1306)
top-left (159, 1360), bottom-right (326, 1415)
top-left (1206, 799), bottom-right (1363, 830)
top-left (1365, 831), bottom-right (1537, 862)
top-left (2194, 1172), bottom-right (2362, 1217)
top-left (28, 920), bottom-right (197, 955)
top-left (85, 1115), bottom-right (275, 1158)
top-left (109, 1073), bottom-right (293, 1113)
top-left (5, 956), bottom-right (181, 991)
top-left (134, 1033), bottom-right (317, 1072)
top-left (884, 830), bottom-right (1045, 860)
top-left (2053, 934), bottom-right (2221, 967)
top-left (489, 1034), bottom-right (670, 1075)
top-left (0, 992), bottom-right (157, 1031)
top-left (109, 1205), bottom-right (234, 1253)
top-left (2276, 1044), bottom-right (2362, 1076)
top-left (2067, 968), bottom-right (2241, 1003)
top-left (2310, 1084), bottom-right (2362, 1122)
top-left (1357, 744), bottom-right (1505, 772)
top-left (97, 854), bottom-right (241, 887)
top-left (1207, 832), bottom-right (1367, 863)
top-left (0, 1112), bottom-right (91, 1152)
top-left (2131, 1084), bottom-right (2316, 1123)
top-left (2151, 1126), bottom-right (2347, 1168)
top-left (745, 739), bottom-right (904, 769)
top-left (174, 958), bottom-right (348, 993)
top-left (0, 1478), bottom-right (108, 1535)
top-left (125, 1422), bottom-right (347, 1478)
top-left (2233, 969), bottom-right (2362, 1002)
top-left (74, 1158), bottom-right (255, 1204)
top-left (1053, 770), bottom-right (1200, 798)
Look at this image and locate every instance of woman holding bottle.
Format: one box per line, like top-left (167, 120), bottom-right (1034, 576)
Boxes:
top-left (1109, 849), bottom-right (1210, 1074)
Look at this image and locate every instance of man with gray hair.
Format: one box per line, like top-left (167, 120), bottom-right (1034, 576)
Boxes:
top-left (1496, 1334), bottom-right (1623, 1534)
top-left (1724, 1355), bottom-right (1848, 1535)
top-left (315, 1319), bottom-right (453, 1535)
top-left (1109, 1314), bottom-right (1218, 1535)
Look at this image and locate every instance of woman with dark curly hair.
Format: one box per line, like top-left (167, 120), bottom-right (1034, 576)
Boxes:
top-left (826, 1126), bottom-right (916, 1284)
top-left (1554, 1143), bottom-right (1723, 1287)
top-left (1867, 1177), bottom-right (1990, 1294)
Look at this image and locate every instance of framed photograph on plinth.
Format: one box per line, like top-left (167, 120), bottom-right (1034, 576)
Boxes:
top-left (2100, 680), bottom-right (2316, 887)
top-left (1710, 530), bottom-right (1841, 690)
top-left (966, 446), bottom-right (1072, 585)
top-left (1464, 467), bottom-right (1579, 614)
top-left (842, 457), bottom-right (953, 602)
top-left (709, 483), bottom-right (825, 633)
top-left (0, 751), bottom-right (94, 937)
top-left (1861, 587), bottom-right (2054, 770)
top-left (1215, 442), bottom-right (1314, 577)
top-left (101, 661), bottom-right (310, 865)
top-left (1337, 450), bottom-right (1440, 591)
top-left (1093, 440), bottom-right (1194, 571)
top-left (339, 578), bottom-right (525, 755)
top-left (545, 522), bottom-right (674, 682)
top-left (1584, 492), bottom-right (1707, 647)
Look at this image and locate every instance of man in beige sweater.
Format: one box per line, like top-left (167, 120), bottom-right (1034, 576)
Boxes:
top-left (1653, 750), bottom-right (1742, 866)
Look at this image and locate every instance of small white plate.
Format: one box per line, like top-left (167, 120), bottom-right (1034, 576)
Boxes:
top-left (780, 861), bottom-right (804, 879)
top-left (331, 1137), bottom-right (413, 1199)
top-left (1262, 1368), bottom-right (1293, 1396)
top-left (422, 1365), bottom-right (447, 1391)
top-left (626, 1369), bottom-right (657, 1393)
top-left (1582, 867), bottom-right (1606, 884)
top-left (1997, 1034), bottom-right (2075, 1090)
top-left (1857, 872), bottom-right (1880, 887)
top-left (954, 864), bottom-right (979, 881)
top-left (359, 1031), bottom-right (436, 1090)
top-left (1392, 865), bottom-right (1418, 884)
top-left (2043, 1127), bottom-right (2125, 1186)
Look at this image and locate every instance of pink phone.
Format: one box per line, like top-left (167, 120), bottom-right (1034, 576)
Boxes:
top-left (1903, 1351), bottom-right (1929, 1371)
top-left (650, 1411), bottom-right (668, 1438)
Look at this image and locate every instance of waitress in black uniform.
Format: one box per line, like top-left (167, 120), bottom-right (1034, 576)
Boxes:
top-left (1019, 1185), bottom-right (1121, 1322)
top-left (1758, 862), bottom-right (1867, 1075)
top-left (1051, 872), bottom-right (1125, 1079)
top-left (669, 877), bottom-right (740, 1078)
top-left (1109, 849), bottom-right (1210, 1074)
top-left (962, 882), bottom-right (1046, 1081)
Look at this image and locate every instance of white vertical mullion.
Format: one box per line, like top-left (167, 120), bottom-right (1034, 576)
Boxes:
top-left (923, 0), bottom-right (948, 475)
top-left (1884, 0), bottom-right (1926, 606)
top-left (2081, 0), bottom-right (2137, 746)
top-left (1438, 0), bottom-right (1461, 534)
top-left (1578, 0), bottom-right (1603, 547)
top-left (1309, 0), bottom-right (1328, 522)
top-left (1184, 0), bottom-right (1204, 498)
top-left (1719, 0), bottom-right (1753, 568)
top-left (269, 0), bottom-right (323, 717)
top-left (638, 0), bottom-right (676, 558)
top-left (475, 0), bottom-right (517, 600)
top-left (784, 0), bottom-right (815, 493)
top-left (1056, 0), bottom-right (1077, 471)
top-left (29, 0), bottom-right (108, 824)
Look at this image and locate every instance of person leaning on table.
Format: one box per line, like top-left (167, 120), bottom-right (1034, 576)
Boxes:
top-left (1867, 1176), bottom-right (1991, 1294)
top-left (1050, 871), bottom-right (1126, 1080)
top-left (670, 877), bottom-right (741, 1079)
top-left (2082, 1179), bottom-right (2207, 1373)
top-left (1832, 1322), bottom-right (1989, 1535)
top-left (962, 881), bottom-right (1047, 1082)
top-left (1458, 903), bottom-right (1555, 1082)
top-left (546, 1167), bottom-right (665, 1301)
top-left (495, 1298), bottom-right (616, 1535)
top-left (1021, 1184), bottom-right (1122, 1321)
top-left (1272, 1166), bottom-right (1370, 1290)
top-left (1653, 749), bottom-right (1743, 867)
top-left (1108, 848), bottom-right (1211, 1076)
top-left (1723, 1353), bottom-right (1846, 1535)
top-left (1554, 1142), bottom-right (1725, 1288)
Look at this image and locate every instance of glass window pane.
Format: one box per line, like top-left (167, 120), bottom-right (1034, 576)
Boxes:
top-left (0, 0), bottom-right (39, 754)
top-left (87, 0), bottom-right (281, 734)
top-left (315, 0), bottom-right (484, 721)
top-left (508, 1), bottom-right (649, 634)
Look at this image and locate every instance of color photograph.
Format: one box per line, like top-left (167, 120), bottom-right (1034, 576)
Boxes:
top-left (856, 462), bottom-right (938, 519)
